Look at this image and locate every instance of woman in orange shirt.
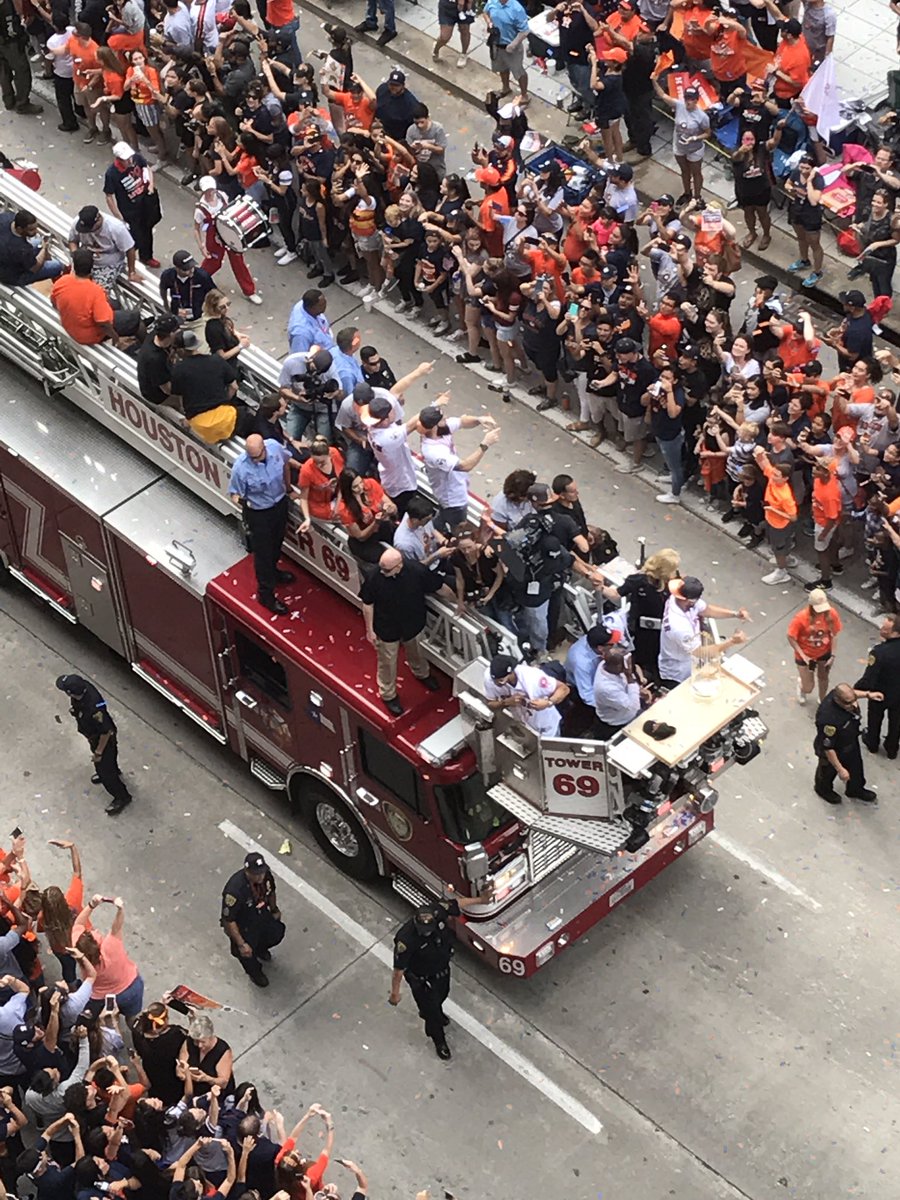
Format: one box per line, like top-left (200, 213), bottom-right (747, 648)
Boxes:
top-left (772, 20), bottom-right (811, 103)
top-left (754, 443), bottom-right (798, 584)
top-left (337, 469), bottom-right (397, 562)
top-left (88, 47), bottom-right (137, 151)
top-left (297, 438), bottom-right (345, 529)
top-left (124, 50), bottom-right (168, 162)
top-left (787, 589), bottom-right (841, 704)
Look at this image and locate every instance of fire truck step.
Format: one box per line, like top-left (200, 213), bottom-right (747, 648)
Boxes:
top-left (249, 757), bottom-right (287, 791)
top-left (391, 874), bottom-right (434, 910)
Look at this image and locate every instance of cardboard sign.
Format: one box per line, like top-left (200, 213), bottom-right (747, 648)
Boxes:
top-left (667, 72), bottom-right (718, 110)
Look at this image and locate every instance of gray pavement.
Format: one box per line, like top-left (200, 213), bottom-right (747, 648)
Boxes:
top-left (1, 49), bottom-right (900, 1200)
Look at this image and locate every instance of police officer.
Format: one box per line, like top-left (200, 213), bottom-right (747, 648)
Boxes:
top-left (228, 433), bottom-right (299, 616)
top-left (813, 683), bottom-right (880, 805)
top-left (55, 675), bottom-right (132, 816)
top-left (220, 852), bottom-right (285, 988)
top-left (856, 613), bottom-right (900, 759)
top-left (389, 887), bottom-right (489, 1060)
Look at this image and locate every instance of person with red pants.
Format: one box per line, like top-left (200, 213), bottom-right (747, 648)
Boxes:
top-left (193, 176), bottom-right (263, 306)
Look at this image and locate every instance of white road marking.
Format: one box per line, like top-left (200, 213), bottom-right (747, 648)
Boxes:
top-left (709, 829), bottom-right (823, 913)
top-left (219, 819), bottom-right (604, 1136)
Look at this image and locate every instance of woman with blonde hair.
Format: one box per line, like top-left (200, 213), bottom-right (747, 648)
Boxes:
top-left (596, 548), bottom-right (681, 678)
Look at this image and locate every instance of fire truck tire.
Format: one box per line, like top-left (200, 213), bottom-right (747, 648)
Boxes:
top-left (300, 779), bottom-right (379, 881)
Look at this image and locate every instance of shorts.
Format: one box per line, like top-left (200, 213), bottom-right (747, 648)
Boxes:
top-left (620, 412), bottom-right (648, 443)
top-left (113, 96), bottom-right (135, 115)
top-left (492, 42), bottom-right (525, 78)
top-left (438, 0), bottom-right (460, 24)
top-left (353, 231), bottom-right (382, 254)
top-left (790, 215), bottom-right (822, 234)
top-left (496, 320), bottom-right (520, 344)
top-left (525, 343), bottom-right (559, 382)
top-left (767, 522), bottom-right (794, 555)
top-left (796, 650), bottom-right (833, 668)
top-left (135, 102), bottom-right (160, 128)
top-left (813, 523), bottom-right (838, 553)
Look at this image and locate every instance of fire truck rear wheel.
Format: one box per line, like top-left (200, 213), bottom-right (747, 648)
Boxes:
top-left (301, 780), bottom-right (378, 881)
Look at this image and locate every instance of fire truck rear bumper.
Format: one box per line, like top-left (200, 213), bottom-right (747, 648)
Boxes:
top-left (456, 810), bottom-right (715, 977)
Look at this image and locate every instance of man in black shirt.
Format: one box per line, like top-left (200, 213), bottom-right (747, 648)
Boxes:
top-left (0, 210), bottom-right (63, 286)
top-left (829, 290), bottom-right (874, 367)
top-left (16, 1114), bottom-right (83, 1200)
top-left (360, 345), bottom-right (397, 391)
top-left (159, 251), bottom-right (215, 320)
top-left (390, 889), bottom-right (489, 1060)
top-left (170, 331), bottom-right (252, 441)
top-left (55, 675), bottom-right (132, 815)
top-left (136, 315), bottom-right (180, 407)
top-left (374, 69), bottom-right (420, 141)
top-left (615, 338), bottom-right (657, 473)
top-left (553, 0), bottom-right (594, 115)
top-left (814, 683), bottom-right (878, 804)
top-left (0, 0), bottom-right (43, 114)
top-left (360, 547), bottom-right (447, 715)
top-left (856, 613), bottom-right (900, 758)
top-left (623, 25), bottom-right (656, 158)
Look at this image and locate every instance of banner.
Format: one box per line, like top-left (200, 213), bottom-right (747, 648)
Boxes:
top-left (667, 71), bottom-right (718, 110)
top-left (801, 54), bottom-right (842, 139)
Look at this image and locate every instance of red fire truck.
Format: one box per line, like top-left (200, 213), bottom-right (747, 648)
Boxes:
top-left (0, 171), bottom-right (767, 977)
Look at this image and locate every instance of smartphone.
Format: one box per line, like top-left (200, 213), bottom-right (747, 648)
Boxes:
top-left (567, 301), bottom-right (580, 319)
top-left (10, 827), bottom-right (22, 839)
top-left (103, 994), bottom-right (117, 1014)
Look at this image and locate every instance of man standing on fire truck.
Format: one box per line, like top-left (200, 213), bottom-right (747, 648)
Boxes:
top-left (390, 887), bottom-right (490, 1060)
top-left (229, 434), bottom-right (298, 616)
top-left (55, 675), bottom-right (132, 815)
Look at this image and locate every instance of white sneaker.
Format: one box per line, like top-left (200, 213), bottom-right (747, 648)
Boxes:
top-left (785, 554), bottom-right (798, 568)
top-left (274, 246), bottom-right (291, 260)
top-left (433, 320), bottom-right (451, 335)
top-left (616, 462), bottom-right (640, 474)
top-left (656, 492), bottom-right (680, 504)
top-left (796, 679), bottom-right (806, 706)
top-left (277, 251), bottom-right (298, 265)
top-left (861, 578), bottom-right (877, 590)
top-left (457, 54), bottom-right (468, 67)
top-left (394, 299), bottom-right (413, 314)
top-left (446, 328), bottom-right (466, 342)
top-left (377, 277), bottom-right (398, 297)
top-left (838, 547), bottom-right (854, 561)
top-left (359, 284), bottom-right (376, 299)
top-left (247, 293), bottom-right (263, 306)
top-left (762, 568), bottom-right (789, 585)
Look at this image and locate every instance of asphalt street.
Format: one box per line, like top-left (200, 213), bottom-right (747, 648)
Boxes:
top-left (1, 90), bottom-right (899, 1200)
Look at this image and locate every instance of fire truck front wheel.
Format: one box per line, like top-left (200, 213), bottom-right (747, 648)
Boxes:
top-left (300, 779), bottom-right (379, 882)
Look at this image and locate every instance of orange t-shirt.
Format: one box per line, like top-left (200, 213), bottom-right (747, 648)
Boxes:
top-left (787, 606), bottom-right (841, 659)
top-left (274, 1142), bottom-right (329, 1193)
top-left (831, 384), bottom-right (873, 435)
top-left (594, 10), bottom-right (641, 54)
top-left (778, 324), bottom-right (820, 371)
top-left (51, 275), bottom-right (115, 345)
top-left (679, 5), bottom-right (715, 59)
top-left (266, 0), bottom-right (294, 25)
top-left (811, 472), bottom-right (841, 527)
top-left (94, 1081), bottom-right (145, 1121)
top-left (332, 92), bottom-right (375, 130)
top-left (709, 25), bottom-right (747, 81)
top-left (480, 188), bottom-right (510, 256)
top-left (760, 459), bottom-right (797, 529)
top-left (773, 37), bottom-right (811, 99)
top-left (102, 69), bottom-right (126, 100)
top-left (69, 927), bottom-right (139, 999)
top-left (69, 36), bottom-right (100, 90)
top-left (648, 312), bottom-right (683, 357)
top-left (298, 449), bottom-right (345, 519)
top-left (522, 247), bottom-right (565, 301)
top-left (337, 478), bottom-right (387, 530)
top-left (124, 65), bottom-right (159, 105)
top-left (236, 153), bottom-right (259, 190)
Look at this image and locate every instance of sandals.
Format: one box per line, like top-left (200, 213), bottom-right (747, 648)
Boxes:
top-left (741, 233), bottom-right (757, 249)
top-left (757, 234), bottom-right (771, 251)
top-left (643, 719), bottom-right (676, 741)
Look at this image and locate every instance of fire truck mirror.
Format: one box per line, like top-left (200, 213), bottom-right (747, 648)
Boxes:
top-left (460, 843), bottom-right (489, 887)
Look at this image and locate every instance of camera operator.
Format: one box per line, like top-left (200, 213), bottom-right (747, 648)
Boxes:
top-left (277, 347), bottom-right (343, 443)
top-left (500, 504), bottom-right (575, 657)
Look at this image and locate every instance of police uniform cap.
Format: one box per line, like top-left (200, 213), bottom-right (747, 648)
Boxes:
top-left (244, 852), bottom-right (267, 873)
top-left (489, 653), bottom-right (519, 681)
top-left (56, 674), bottom-right (88, 695)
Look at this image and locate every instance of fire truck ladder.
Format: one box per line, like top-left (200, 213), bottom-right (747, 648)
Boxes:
top-left (0, 170), bottom-right (605, 680)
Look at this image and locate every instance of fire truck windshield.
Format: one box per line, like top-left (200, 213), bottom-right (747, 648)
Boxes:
top-left (434, 776), bottom-right (512, 845)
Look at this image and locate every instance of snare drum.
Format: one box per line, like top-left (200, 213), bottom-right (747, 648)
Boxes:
top-left (215, 197), bottom-right (270, 252)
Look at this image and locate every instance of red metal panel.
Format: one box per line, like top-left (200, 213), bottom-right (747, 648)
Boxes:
top-left (0, 445), bottom-right (73, 605)
top-left (109, 533), bottom-right (225, 734)
top-left (0, 475), bottom-right (19, 568)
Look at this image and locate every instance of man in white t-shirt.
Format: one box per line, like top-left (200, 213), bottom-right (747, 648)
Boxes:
top-left (658, 576), bottom-right (751, 686)
top-left (362, 394), bottom-right (423, 513)
top-left (393, 495), bottom-right (455, 573)
top-left (417, 405), bottom-right (500, 531)
top-left (483, 653), bottom-right (569, 738)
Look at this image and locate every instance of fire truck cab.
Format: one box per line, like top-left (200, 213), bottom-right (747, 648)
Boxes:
top-left (0, 168), bottom-right (768, 977)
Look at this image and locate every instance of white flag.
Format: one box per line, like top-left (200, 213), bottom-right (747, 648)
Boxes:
top-left (801, 54), bottom-right (842, 140)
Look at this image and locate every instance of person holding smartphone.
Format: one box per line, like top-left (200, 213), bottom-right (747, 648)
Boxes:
top-left (71, 895), bottom-right (144, 1018)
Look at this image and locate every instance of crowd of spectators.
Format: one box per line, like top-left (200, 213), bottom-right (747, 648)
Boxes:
top-left (0, 836), bottom-right (389, 1200)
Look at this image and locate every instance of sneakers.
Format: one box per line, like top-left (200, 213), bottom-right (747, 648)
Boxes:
top-left (838, 546), bottom-right (854, 561)
top-left (805, 578), bottom-right (833, 591)
top-left (394, 299), bottom-right (413, 314)
top-left (247, 293), bottom-right (263, 305)
top-left (787, 258), bottom-right (811, 273)
top-left (785, 554), bottom-right (798, 568)
top-left (277, 252), bottom-right (298, 265)
top-left (762, 567), bottom-right (790, 585)
top-left (457, 54), bottom-right (468, 67)
top-left (801, 270), bottom-right (823, 288)
top-left (861, 577), bottom-right (877, 590)
top-left (105, 795), bottom-right (132, 816)
top-left (83, 130), bottom-right (96, 144)
top-left (354, 19), bottom-right (377, 30)
top-left (426, 315), bottom-right (442, 328)
top-left (656, 492), bottom-right (680, 504)
top-left (616, 461), bottom-right (640, 474)
top-left (377, 28), bottom-right (397, 44)
top-left (433, 320), bottom-right (451, 335)
top-left (796, 679), bottom-right (806, 706)
top-left (377, 277), bottom-right (398, 298)
top-left (16, 101), bottom-right (43, 115)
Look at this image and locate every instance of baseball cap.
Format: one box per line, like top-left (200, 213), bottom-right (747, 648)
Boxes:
top-left (56, 674), bottom-right (88, 694)
top-left (475, 165), bottom-right (501, 186)
top-left (656, 193), bottom-right (675, 206)
top-left (587, 625), bottom-right (622, 649)
top-left (155, 314), bottom-right (181, 337)
top-left (173, 250), bottom-right (196, 270)
top-left (418, 405), bottom-right (443, 430)
top-left (244, 852), bottom-right (266, 872)
top-left (838, 289), bottom-right (866, 307)
top-left (13, 1023), bottom-right (36, 1048)
top-left (671, 232), bottom-right (692, 248)
top-left (198, 175), bottom-right (217, 192)
top-left (603, 47), bottom-right (628, 62)
top-left (387, 68), bottom-right (406, 84)
top-left (680, 343), bottom-right (699, 360)
top-left (669, 576), bottom-right (704, 600)
top-left (615, 337), bottom-right (640, 354)
top-left (684, 86), bottom-right (700, 99)
top-left (526, 482), bottom-right (551, 503)
top-left (76, 205), bottom-right (99, 231)
top-left (782, 16), bottom-right (802, 35)
top-left (600, 265), bottom-right (618, 280)
top-left (755, 274), bottom-right (778, 291)
top-left (181, 330), bottom-right (201, 351)
top-left (112, 141), bottom-right (134, 160)
top-left (353, 382), bottom-right (375, 405)
top-left (489, 653), bottom-right (519, 681)
top-left (611, 162), bottom-right (633, 180)
top-left (492, 134), bottom-right (514, 149)
top-left (310, 348), bottom-right (333, 373)
top-left (807, 587), bottom-right (831, 613)
top-left (362, 395), bottom-right (393, 425)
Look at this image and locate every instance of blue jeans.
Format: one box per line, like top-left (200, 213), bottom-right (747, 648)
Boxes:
top-left (84, 973), bottom-right (145, 1020)
top-left (15, 259), bottom-right (64, 285)
top-left (286, 403), bottom-right (331, 441)
top-left (567, 62), bottom-right (592, 109)
top-left (658, 431), bottom-right (685, 497)
top-left (344, 441), bottom-right (376, 476)
top-left (269, 16), bottom-right (301, 67)
top-left (365, 0), bottom-right (396, 31)
top-left (515, 600), bottom-right (549, 653)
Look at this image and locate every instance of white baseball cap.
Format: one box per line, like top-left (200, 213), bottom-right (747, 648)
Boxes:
top-left (199, 175), bottom-right (217, 192)
top-left (112, 141), bottom-right (135, 160)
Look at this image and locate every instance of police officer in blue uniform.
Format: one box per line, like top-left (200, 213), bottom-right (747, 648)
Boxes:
top-left (813, 683), bottom-right (880, 805)
top-left (55, 675), bottom-right (132, 815)
top-left (220, 852), bottom-right (285, 988)
top-left (389, 886), bottom-right (490, 1060)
